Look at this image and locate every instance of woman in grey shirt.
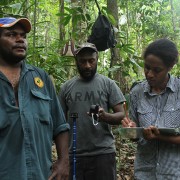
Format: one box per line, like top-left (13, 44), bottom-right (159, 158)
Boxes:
top-left (122, 38), bottom-right (180, 180)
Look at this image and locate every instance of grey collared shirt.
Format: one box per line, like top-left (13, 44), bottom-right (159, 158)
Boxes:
top-left (129, 75), bottom-right (180, 180)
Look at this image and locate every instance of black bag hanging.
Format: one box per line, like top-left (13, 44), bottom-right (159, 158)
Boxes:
top-left (87, 0), bottom-right (117, 51)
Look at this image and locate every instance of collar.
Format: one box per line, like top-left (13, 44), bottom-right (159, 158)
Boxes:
top-left (143, 74), bottom-right (175, 94)
top-left (21, 60), bottom-right (34, 75)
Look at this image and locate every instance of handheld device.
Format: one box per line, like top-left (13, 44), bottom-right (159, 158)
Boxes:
top-left (89, 104), bottom-right (99, 125)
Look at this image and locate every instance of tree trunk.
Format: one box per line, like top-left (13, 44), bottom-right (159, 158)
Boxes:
top-left (107, 0), bottom-right (128, 93)
top-left (59, 0), bottom-right (65, 43)
top-left (23, 0), bottom-right (29, 17)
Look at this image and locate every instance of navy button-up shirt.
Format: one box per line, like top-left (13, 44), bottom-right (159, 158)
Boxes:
top-left (0, 62), bottom-right (69, 180)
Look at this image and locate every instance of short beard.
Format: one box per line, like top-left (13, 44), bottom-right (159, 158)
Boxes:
top-left (0, 50), bottom-right (26, 65)
top-left (77, 64), bottom-right (97, 81)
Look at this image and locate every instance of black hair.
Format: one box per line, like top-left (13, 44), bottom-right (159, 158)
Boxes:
top-left (143, 38), bottom-right (179, 67)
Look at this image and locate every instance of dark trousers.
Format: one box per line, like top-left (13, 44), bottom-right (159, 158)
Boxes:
top-left (69, 153), bottom-right (116, 180)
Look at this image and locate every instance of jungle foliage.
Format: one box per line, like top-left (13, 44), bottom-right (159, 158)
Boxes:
top-left (1, 0), bottom-right (180, 93)
top-left (1, 1), bottom-right (180, 179)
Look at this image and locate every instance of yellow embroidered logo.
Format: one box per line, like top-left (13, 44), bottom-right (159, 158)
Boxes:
top-left (34, 77), bottom-right (44, 88)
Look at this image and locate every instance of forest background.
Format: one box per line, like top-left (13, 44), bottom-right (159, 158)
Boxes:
top-left (1, 0), bottom-right (180, 179)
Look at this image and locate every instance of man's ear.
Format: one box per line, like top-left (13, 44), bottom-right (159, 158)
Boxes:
top-left (96, 53), bottom-right (98, 60)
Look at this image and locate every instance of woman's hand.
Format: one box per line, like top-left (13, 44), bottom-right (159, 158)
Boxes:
top-left (143, 126), bottom-right (160, 140)
top-left (121, 117), bottom-right (136, 127)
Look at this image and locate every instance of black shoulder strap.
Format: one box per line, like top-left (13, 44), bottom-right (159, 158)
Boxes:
top-left (95, 0), bottom-right (101, 14)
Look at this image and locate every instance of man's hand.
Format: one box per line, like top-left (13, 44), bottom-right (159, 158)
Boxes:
top-left (48, 158), bottom-right (69, 180)
top-left (98, 107), bottom-right (108, 122)
top-left (88, 103), bottom-right (125, 125)
top-left (87, 106), bottom-right (108, 122)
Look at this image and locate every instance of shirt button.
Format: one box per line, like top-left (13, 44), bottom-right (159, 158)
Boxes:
top-left (11, 100), bottom-right (15, 105)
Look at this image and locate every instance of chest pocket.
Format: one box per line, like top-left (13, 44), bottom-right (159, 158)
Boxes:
top-left (137, 100), bottom-right (153, 127)
top-left (163, 101), bottom-right (180, 128)
top-left (31, 89), bottom-right (52, 124)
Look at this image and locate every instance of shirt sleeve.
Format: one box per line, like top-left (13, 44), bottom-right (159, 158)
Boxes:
top-left (109, 80), bottom-right (126, 107)
top-left (58, 83), bottom-right (69, 116)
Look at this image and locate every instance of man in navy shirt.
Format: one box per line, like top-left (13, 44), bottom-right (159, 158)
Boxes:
top-left (0, 17), bottom-right (70, 180)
